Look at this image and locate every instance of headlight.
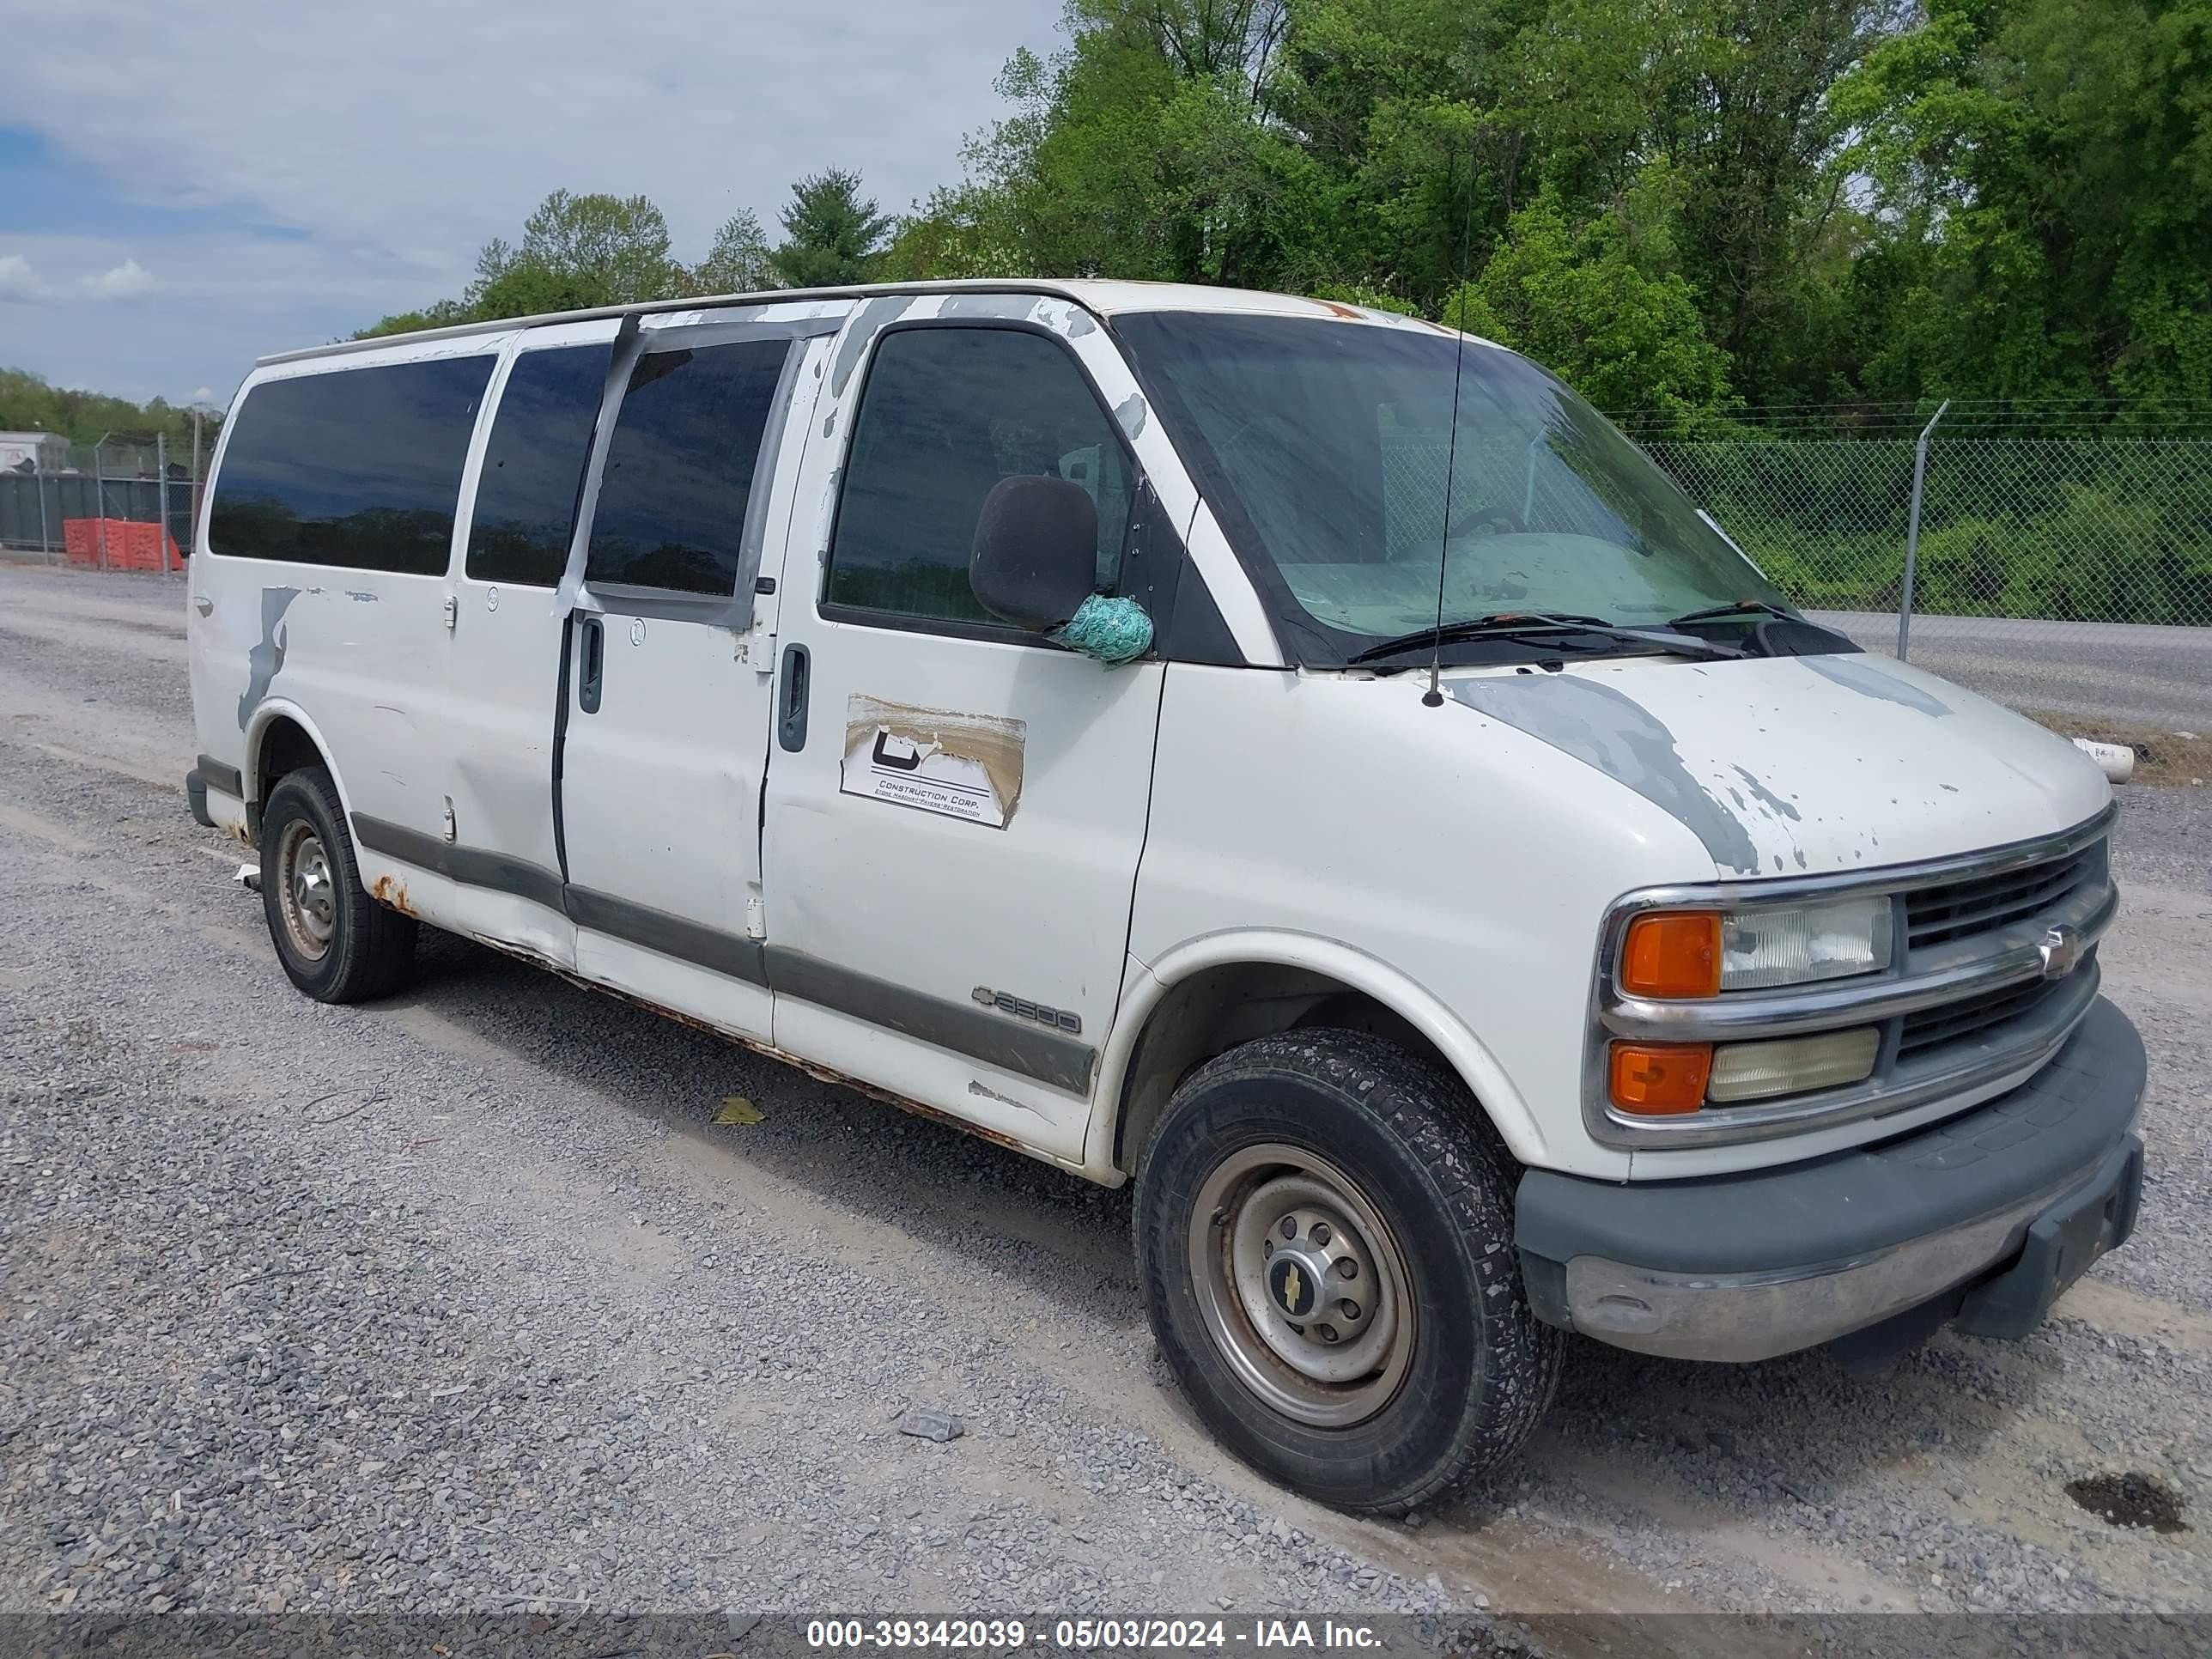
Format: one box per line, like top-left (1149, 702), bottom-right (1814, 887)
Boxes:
top-left (1620, 897), bottom-right (1892, 997)
top-left (1720, 897), bottom-right (1893, 989)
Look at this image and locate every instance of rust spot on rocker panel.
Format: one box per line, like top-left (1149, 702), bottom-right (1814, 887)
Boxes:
top-left (370, 875), bottom-right (417, 918)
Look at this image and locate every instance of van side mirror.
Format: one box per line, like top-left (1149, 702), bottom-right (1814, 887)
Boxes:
top-left (970, 476), bottom-right (1099, 633)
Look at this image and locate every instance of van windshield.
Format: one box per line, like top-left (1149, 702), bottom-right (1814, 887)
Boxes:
top-left (1113, 311), bottom-right (1791, 664)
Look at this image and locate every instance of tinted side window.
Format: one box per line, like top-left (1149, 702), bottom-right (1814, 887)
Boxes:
top-left (467, 343), bottom-right (611, 586)
top-left (584, 339), bottom-right (789, 595)
top-left (825, 327), bottom-right (1132, 625)
top-left (210, 356), bottom-right (493, 574)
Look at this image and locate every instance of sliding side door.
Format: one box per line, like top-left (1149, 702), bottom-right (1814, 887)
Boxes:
top-left (553, 319), bottom-right (820, 1042)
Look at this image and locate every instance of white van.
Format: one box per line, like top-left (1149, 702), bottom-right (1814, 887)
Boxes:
top-left (185, 281), bottom-right (2144, 1514)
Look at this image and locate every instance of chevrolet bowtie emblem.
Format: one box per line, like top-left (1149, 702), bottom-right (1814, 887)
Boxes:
top-left (1270, 1255), bottom-right (1314, 1317)
top-left (2039, 923), bottom-right (2084, 980)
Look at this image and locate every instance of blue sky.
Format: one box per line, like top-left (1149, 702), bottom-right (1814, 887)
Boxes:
top-left (0, 0), bottom-right (1062, 409)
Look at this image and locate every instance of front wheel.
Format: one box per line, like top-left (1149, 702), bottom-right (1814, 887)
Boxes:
top-left (1133, 1030), bottom-right (1562, 1514)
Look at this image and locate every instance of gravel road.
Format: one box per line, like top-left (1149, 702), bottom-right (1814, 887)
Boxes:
top-left (3, 561), bottom-right (2210, 1633)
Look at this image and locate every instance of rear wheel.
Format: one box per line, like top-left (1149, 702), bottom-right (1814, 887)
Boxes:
top-left (258, 767), bottom-right (416, 1002)
top-left (1134, 1030), bottom-right (1561, 1514)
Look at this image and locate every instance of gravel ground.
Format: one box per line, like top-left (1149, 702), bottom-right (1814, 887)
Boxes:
top-left (3, 561), bottom-right (2210, 1630)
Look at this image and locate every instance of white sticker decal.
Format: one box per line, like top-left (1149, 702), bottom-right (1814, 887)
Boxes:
top-left (840, 696), bottom-right (1026, 829)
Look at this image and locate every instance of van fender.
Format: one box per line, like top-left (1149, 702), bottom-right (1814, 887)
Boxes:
top-left (1085, 928), bottom-right (1552, 1177)
top-left (243, 697), bottom-right (353, 822)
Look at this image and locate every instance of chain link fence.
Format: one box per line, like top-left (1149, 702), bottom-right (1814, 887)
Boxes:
top-left (0, 436), bottom-right (197, 573)
top-left (1631, 412), bottom-right (2212, 732)
top-left (1636, 430), bottom-right (2212, 630)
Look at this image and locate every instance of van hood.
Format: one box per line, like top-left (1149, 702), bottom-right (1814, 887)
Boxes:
top-left (1443, 650), bottom-right (2110, 878)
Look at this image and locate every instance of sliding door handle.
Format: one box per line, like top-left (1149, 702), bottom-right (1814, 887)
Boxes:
top-left (778, 642), bottom-right (810, 751)
top-left (578, 617), bottom-right (605, 714)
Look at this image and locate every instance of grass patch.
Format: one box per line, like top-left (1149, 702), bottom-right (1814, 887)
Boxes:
top-left (2026, 710), bottom-right (2212, 787)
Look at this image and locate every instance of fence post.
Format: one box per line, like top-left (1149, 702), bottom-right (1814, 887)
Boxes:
top-left (157, 433), bottom-right (172, 575)
top-left (34, 450), bottom-right (52, 563)
top-left (92, 442), bottom-right (109, 570)
top-left (1897, 398), bottom-right (1949, 661)
top-left (191, 408), bottom-right (204, 550)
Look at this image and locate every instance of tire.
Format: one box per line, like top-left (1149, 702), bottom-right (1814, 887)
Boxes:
top-left (1134, 1029), bottom-right (1563, 1514)
top-left (258, 766), bottom-right (417, 1003)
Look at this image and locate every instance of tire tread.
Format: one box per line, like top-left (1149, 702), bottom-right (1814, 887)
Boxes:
top-left (1134, 1028), bottom-right (1564, 1515)
top-left (259, 767), bottom-right (417, 1004)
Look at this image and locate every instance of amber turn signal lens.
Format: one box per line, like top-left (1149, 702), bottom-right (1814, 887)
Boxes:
top-left (1620, 911), bottom-right (1723, 998)
top-left (1609, 1042), bottom-right (1713, 1115)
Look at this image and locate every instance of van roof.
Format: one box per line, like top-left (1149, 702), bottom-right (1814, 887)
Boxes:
top-left (256, 278), bottom-right (1439, 368)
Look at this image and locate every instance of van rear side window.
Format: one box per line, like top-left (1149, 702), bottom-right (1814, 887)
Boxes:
top-left (208, 356), bottom-right (494, 574)
top-left (584, 339), bottom-right (789, 595)
top-left (468, 343), bottom-right (612, 586)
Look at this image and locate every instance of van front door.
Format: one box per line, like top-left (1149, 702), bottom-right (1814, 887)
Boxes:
top-left (553, 320), bottom-right (815, 1043)
top-left (761, 320), bottom-right (1164, 1159)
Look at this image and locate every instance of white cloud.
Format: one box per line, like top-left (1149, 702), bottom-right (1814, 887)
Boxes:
top-left (2, 231), bottom-right (399, 402)
top-left (0, 0), bottom-right (1063, 398)
top-left (82, 258), bottom-right (156, 299)
top-left (1, 1), bottom-right (1058, 263)
top-left (0, 253), bottom-right (55, 303)
top-left (191, 386), bottom-right (215, 404)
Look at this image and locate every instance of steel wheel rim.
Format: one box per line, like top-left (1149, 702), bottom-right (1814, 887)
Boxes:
top-left (276, 821), bottom-right (336, 963)
top-left (1188, 1142), bottom-right (1416, 1429)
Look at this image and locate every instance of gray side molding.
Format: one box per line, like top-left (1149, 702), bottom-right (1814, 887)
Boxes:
top-left (348, 814), bottom-right (1096, 1097)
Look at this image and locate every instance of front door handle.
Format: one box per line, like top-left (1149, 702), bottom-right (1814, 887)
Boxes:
top-left (778, 642), bottom-right (810, 751)
top-left (578, 617), bottom-right (605, 714)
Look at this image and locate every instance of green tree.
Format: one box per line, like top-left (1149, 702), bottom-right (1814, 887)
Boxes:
top-left (0, 367), bottom-right (222, 450)
top-left (478, 189), bottom-right (684, 307)
top-left (692, 208), bottom-right (777, 294)
top-left (769, 170), bottom-right (892, 287)
top-left (354, 299), bottom-right (471, 339)
top-left (356, 189), bottom-right (688, 337)
top-left (1497, 0), bottom-right (1904, 403)
top-left (1267, 0), bottom-right (1533, 304)
top-left (938, 6), bottom-right (1335, 288)
top-left (1444, 173), bottom-right (1732, 422)
top-left (1837, 0), bottom-right (2212, 409)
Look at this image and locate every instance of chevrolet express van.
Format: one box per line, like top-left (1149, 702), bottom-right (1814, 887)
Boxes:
top-left (185, 281), bottom-right (2145, 1514)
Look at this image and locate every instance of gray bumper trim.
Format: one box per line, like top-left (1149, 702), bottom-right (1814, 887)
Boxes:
top-left (1516, 996), bottom-right (2146, 1361)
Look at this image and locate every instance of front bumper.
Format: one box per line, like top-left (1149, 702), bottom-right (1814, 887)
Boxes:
top-left (1516, 995), bottom-right (2146, 1362)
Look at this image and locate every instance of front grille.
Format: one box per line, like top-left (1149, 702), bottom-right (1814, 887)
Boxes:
top-left (1905, 843), bottom-right (2100, 949)
top-left (1596, 811), bottom-right (2114, 1147)
top-left (1896, 959), bottom-right (2090, 1059)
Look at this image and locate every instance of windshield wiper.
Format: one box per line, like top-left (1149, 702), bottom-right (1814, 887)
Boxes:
top-left (1348, 611), bottom-right (1743, 666)
top-left (1668, 599), bottom-right (1796, 626)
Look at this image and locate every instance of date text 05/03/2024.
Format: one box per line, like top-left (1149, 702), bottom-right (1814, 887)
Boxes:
top-left (803, 1617), bottom-right (1383, 1650)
